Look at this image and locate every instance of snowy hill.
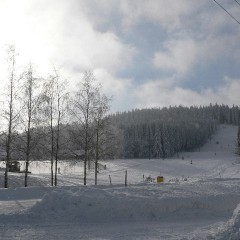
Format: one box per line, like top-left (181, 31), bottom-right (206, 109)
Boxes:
top-left (0, 124), bottom-right (240, 239)
top-left (97, 125), bottom-right (239, 185)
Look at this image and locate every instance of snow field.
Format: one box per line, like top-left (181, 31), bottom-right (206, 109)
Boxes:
top-left (0, 125), bottom-right (238, 188)
top-left (0, 124), bottom-right (240, 239)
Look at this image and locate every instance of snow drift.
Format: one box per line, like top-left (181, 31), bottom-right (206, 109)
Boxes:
top-left (8, 182), bottom-right (239, 224)
top-left (210, 203), bottom-right (240, 240)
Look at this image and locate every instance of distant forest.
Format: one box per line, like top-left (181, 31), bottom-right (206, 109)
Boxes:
top-left (111, 104), bottom-right (240, 159)
top-left (1, 103), bottom-right (239, 162)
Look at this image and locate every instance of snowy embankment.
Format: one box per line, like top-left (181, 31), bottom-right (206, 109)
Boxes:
top-left (2, 179), bottom-right (240, 225)
top-left (209, 203), bottom-right (240, 240)
top-left (27, 182), bottom-right (240, 223)
top-left (1, 181), bottom-right (240, 239)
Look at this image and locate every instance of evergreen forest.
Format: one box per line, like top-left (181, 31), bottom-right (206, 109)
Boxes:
top-left (111, 104), bottom-right (240, 159)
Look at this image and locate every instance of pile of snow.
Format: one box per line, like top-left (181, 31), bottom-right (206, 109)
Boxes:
top-left (2, 181), bottom-right (238, 225)
top-left (210, 203), bottom-right (240, 240)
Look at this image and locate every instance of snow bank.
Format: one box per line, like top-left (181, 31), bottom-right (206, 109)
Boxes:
top-left (17, 183), bottom-right (240, 224)
top-left (0, 186), bottom-right (53, 201)
top-left (210, 203), bottom-right (240, 240)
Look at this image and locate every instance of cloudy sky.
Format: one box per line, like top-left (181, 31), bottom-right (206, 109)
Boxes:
top-left (0, 0), bottom-right (240, 112)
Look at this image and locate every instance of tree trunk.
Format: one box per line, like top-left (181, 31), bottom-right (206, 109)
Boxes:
top-left (5, 93), bottom-right (13, 188)
top-left (95, 123), bottom-right (99, 185)
top-left (5, 48), bottom-right (16, 188)
top-left (50, 101), bottom-right (54, 186)
top-left (84, 99), bottom-right (89, 186)
top-left (84, 143), bottom-right (87, 185)
top-left (24, 65), bottom-right (33, 187)
top-left (54, 108), bottom-right (61, 186)
top-left (54, 158), bottom-right (58, 186)
top-left (25, 112), bottom-right (31, 187)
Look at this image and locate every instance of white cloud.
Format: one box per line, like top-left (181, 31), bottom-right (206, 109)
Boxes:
top-left (152, 30), bottom-right (240, 78)
top-left (93, 68), bottom-right (132, 95)
top-left (0, 0), bottom-right (240, 112)
top-left (134, 77), bottom-right (240, 109)
top-left (153, 38), bottom-right (199, 75)
top-left (92, 68), bottom-right (135, 112)
top-left (118, 1), bottom-right (206, 31)
top-left (216, 77), bottom-right (240, 104)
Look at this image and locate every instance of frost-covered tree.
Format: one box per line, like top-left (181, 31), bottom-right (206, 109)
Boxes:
top-left (237, 126), bottom-right (240, 155)
top-left (69, 71), bottom-right (102, 185)
top-left (92, 93), bottom-right (111, 185)
top-left (2, 46), bottom-right (21, 188)
top-left (111, 106), bottom-right (220, 159)
top-left (20, 63), bottom-right (44, 187)
top-left (42, 69), bottom-right (68, 186)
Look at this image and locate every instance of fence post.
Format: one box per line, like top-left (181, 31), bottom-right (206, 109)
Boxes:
top-left (109, 175), bottom-right (112, 185)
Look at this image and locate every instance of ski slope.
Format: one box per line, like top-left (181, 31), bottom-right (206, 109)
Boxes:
top-left (0, 124), bottom-right (240, 239)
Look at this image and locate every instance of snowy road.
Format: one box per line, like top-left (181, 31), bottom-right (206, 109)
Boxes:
top-left (0, 220), bottom-right (222, 240)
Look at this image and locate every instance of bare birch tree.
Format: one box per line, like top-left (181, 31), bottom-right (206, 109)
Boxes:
top-left (43, 72), bottom-right (56, 186)
top-left (54, 71), bottom-right (68, 186)
top-left (69, 71), bottom-right (100, 185)
top-left (21, 63), bottom-right (43, 187)
top-left (2, 46), bottom-right (20, 188)
top-left (93, 93), bottom-right (111, 185)
top-left (43, 68), bottom-right (68, 186)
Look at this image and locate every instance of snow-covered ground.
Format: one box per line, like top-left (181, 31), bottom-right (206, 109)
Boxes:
top-left (0, 125), bottom-right (240, 239)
